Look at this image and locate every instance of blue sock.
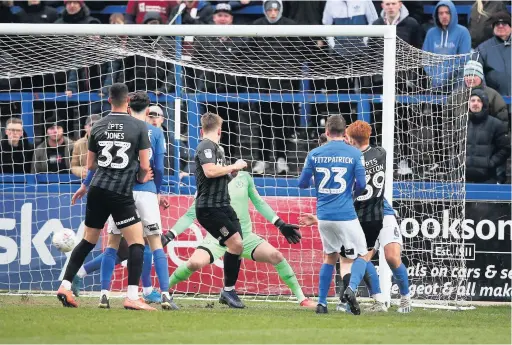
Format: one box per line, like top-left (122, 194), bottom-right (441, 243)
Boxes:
top-left (100, 247), bottom-right (117, 290)
top-left (391, 263), bottom-right (410, 295)
top-left (365, 261), bottom-right (381, 295)
top-left (153, 249), bottom-right (169, 292)
top-left (84, 253), bottom-right (121, 275)
top-left (348, 258), bottom-right (367, 292)
top-left (318, 263), bottom-right (334, 306)
top-left (141, 245), bottom-right (153, 289)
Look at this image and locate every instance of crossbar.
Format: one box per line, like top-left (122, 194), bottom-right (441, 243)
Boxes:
top-left (0, 23), bottom-right (395, 38)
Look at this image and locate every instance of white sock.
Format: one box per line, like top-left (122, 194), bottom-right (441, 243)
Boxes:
top-left (161, 291), bottom-right (170, 299)
top-left (402, 293), bottom-right (411, 299)
top-left (224, 286), bottom-right (234, 292)
top-left (76, 266), bottom-right (87, 278)
top-left (127, 285), bottom-right (139, 300)
top-left (372, 293), bottom-right (385, 303)
top-left (61, 280), bottom-right (71, 290)
top-left (101, 289), bottom-right (110, 298)
top-left (142, 287), bottom-right (153, 295)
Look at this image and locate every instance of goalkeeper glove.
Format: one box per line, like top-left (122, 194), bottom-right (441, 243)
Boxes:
top-left (161, 230), bottom-right (177, 247)
top-left (274, 218), bottom-right (301, 244)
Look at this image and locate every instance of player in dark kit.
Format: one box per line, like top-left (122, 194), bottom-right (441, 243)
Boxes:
top-left (340, 121), bottom-right (410, 313)
top-left (194, 112), bottom-right (247, 308)
top-left (57, 83), bottom-right (155, 311)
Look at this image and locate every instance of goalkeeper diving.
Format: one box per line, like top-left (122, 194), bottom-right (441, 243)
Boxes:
top-left (163, 170), bottom-right (316, 308)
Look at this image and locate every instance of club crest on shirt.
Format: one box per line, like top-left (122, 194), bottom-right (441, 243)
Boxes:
top-left (204, 149), bottom-right (212, 159)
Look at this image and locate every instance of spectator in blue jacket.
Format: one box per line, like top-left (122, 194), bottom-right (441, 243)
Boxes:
top-left (422, 0), bottom-right (471, 92)
top-left (476, 11), bottom-right (511, 96)
top-left (322, 0), bottom-right (378, 56)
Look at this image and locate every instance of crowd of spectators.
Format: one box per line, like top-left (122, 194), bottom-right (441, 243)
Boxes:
top-left (0, 0), bottom-right (510, 183)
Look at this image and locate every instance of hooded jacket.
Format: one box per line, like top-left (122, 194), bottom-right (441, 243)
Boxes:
top-left (54, 5), bottom-right (100, 24)
top-left (477, 35), bottom-right (511, 96)
top-left (446, 81), bottom-right (509, 126)
top-left (422, 1), bottom-right (471, 89)
top-left (372, 4), bottom-right (424, 48)
top-left (466, 89), bottom-right (510, 183)
top-left (16, 1), bottom-right (59, 23)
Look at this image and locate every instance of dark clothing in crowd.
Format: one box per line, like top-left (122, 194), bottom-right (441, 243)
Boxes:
top-left (16, 1), bottom-right (59, 23)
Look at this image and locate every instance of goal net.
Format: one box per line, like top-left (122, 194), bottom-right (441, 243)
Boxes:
top-left (0, 24), bottom-right (473, 307)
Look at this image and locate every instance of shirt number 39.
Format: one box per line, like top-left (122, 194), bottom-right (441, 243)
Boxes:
top-left (315, 167), bottom-right (347, 194)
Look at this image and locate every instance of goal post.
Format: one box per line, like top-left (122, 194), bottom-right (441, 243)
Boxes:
top-left (0, 23), bottom-right (477, 308)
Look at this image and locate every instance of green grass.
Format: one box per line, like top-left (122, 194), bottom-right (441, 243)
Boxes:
top-left (0, 295), bottom-right (510, 344)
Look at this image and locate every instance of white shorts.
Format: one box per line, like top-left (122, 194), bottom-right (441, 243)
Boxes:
top-left (318, 219), bottom-right (368, 259)
top-left (375, 215), bottom-right (403, 249)
top-left (107, 191), bottom-right (162, 237)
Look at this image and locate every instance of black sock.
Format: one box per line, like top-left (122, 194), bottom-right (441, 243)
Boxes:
top-left (117, 238), bottom-right (129, 262)
top-left (127, 243), bottom-right (145, 286)
top-left (63, 239), bottom-right (96, 282)
top-left (341, 273), bottom-right (351, 302)
top-left (363, 270), bottom-right (372, 292)
top-left (223, 252), bottom-right (241, 288)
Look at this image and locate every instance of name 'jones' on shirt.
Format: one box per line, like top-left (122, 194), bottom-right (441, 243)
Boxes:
top-left (106, 123), bottom-right (125, 140)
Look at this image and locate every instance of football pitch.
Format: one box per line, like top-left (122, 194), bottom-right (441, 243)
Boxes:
top-left (0, 295), bottom-right (510, 344)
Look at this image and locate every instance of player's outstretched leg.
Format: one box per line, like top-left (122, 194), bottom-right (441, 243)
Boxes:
top-left (385, 243), bottom-right (411, 313)
top-left (73, 253), bottom-right (103, 297)
top-left (57, 227), bottom-right (99, 308)
top-left (146, 234), bottom-right (178, 310)
top-left (169, 248), bottom-right (212, 289)
top-left (219, 233), bottom-right (245, 309)
top-left (251, 240), bottom-right (315, 309)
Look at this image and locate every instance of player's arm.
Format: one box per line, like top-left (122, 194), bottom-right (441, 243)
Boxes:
top-left (137, 122), bottom-right (152, 183)
top-left (298, 154), bottom-right (314, 189)
top-left (72, 140), bottom-right (97, 205)
top-left (353, 153), bottom-right (366, 197)
top-left (199, 142), bottom-right (245, 178)
top-left (153, 129), bottom-right (165, 193)
top-left (161, 201), bottom-right (198, 246)
top-left (247, 174), bottom-right (301, 244)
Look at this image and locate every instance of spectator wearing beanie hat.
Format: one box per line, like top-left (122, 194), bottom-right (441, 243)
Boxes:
top-left (54, 0), bottom-right (100, 24)
top-left (450, 60), bottom-right (509, 125)
top-left (476, 11), bottom-right (511, 96)
top-left (32, 116), bottom-right (74, 173)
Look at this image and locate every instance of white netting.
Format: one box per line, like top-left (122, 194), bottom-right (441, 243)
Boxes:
top-left (0, 30), bottom-right (473, 306)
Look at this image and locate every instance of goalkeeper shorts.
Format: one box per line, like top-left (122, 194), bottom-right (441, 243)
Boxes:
top-left (198, 233), bottom-right (266, 263)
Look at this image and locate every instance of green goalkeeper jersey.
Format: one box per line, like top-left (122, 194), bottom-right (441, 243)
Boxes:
top-left (172, 171), bottom-right (278, 238)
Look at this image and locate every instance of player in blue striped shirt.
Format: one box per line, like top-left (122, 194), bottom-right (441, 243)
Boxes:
top-left (297, 115), bottom-right (370, 315)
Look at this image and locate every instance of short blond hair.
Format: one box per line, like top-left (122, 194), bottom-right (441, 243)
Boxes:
top-left (201, 112), bottom-right (223, 133)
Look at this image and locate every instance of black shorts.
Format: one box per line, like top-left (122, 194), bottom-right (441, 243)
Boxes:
top-left (85, 186), bottom-right (140, 230)
top-left (340, 220), bottom-right (383, 259)
top-left (360, 220), bottom-right (383, 250)
top-left (196, 206), bottom-right (242, 246)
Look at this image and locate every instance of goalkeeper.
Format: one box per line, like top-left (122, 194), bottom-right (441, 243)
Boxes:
top-left (164, 170), bottom-right (316, 308)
